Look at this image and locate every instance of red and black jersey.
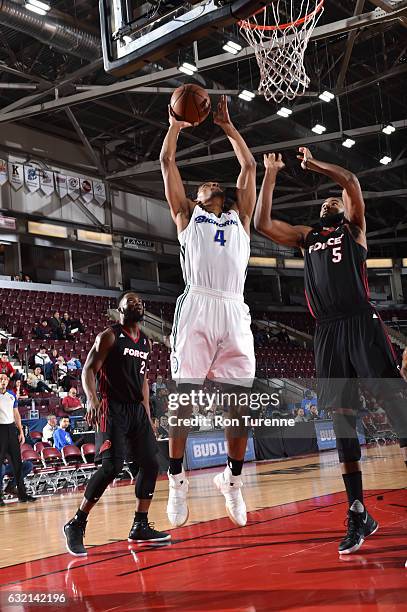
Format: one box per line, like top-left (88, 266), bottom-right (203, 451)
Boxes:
top-left (98, 324), bottom-right (150, 403)
top-left (304, 223), bottom-right (371, 321)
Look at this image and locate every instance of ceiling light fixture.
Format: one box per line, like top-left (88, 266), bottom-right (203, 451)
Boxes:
top-left (238, 90), bottom-right (255, 101)
top-left (318, 91), bottom-right (334, 103)
top-left (277, 107), bottom-right (292, 118)
top-left (382, 124), bottom-right (396, 135)
top-left (222, 41), bottom-right (242, 55)
top-left (178, 62), bottom-right (198, 76)
top-left (379, 155), bottom-right (392, 165)
top-left (311, 124), bottom-right (326, 134)
top-left (342, 138), bottom-right (355, 148)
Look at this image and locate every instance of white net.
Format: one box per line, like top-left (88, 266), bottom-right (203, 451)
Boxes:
top-left (239, 0), bottom-right (324, 103)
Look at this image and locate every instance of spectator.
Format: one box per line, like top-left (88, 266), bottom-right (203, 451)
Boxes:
top-left (27, 367), bottom-right (52, 393)
top-left (63, 313), bottom-right (85, 336)
top-left (151, 375), bottom-right (167, 396)
top-left (67, 356), bottom-right (82, 373)
top-left (307, 405), bottom-right (320, 421)
top-left (53, 416), bottom-right (74, 451)
top-left (13, 274), bottom-right (21, 282)
top-left (0, 459), bottom-right (33, 500)
top-left (13, 379), bottom-right (29, 400)
top-left (33, 320), bottom-right (51, 341)
top-left (49, 311), bottom-right (64, 340)
top-left (158, 415), bottom-right (169, 438)
top-left (153, 388), bottom-right (169, 418)
top-left (61, 388), bottom-right (84, 415)
top-left (34, 347), bottom-right (53, 380)
top-left (0, 354), bottom-right (15, 379)
top-left (294, 408), bottom-right (307, 423)
top-left (42, 414), bottom-right (58, 443)
top-left (23, 275), bottom-right (32, 283)
top-left (50, 348), bottom-right (59, 364)
top-left (56, 356), bottom-right (70, 392)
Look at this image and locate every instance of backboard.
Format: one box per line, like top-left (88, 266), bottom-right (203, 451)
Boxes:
top-left (99, 0), bottom-right (269, 77)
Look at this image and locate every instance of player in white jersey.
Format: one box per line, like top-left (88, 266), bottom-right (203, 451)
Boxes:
top-left (160, 95), bottom-right (256, 528)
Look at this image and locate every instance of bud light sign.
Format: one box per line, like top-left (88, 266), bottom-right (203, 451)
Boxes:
top-left (314, 419), bottom-right (366, 451)
top-left (185, 431), bottom-right (255, 469)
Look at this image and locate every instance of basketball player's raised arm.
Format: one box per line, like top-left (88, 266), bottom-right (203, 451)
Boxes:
top-left (254, 153), bottom-right (311, 248)
top-left (298, 147), bottom-right (366, 234)
top-left (213, 95), bottom-right (256, 229)
top-left (160, 108), bottom-right (195, 230)
top-left (82, 328), bottom-right (115, 427)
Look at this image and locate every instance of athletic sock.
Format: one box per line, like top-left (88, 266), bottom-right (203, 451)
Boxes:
top-left (342, 471), bottom-right (364, 508)
top-left (74, 509), bottom-right (88, 524)
top-left (169, 457), bottom-right (184, 476)
top-left (135, 511), bottom-right (148, 523)
top-left (227, 456), bottom-right (244, 477)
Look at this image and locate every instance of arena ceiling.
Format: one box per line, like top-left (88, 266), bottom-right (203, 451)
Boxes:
top-left (0, 0), bottom-right (406, 256)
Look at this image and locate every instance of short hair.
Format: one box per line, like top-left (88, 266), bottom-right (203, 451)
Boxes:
top-left (117, 290), bottom-right (140, 308)
top-left (59, 416), bottom-right (70, 423)
top-left (47, 414), bottom-right (56, 421)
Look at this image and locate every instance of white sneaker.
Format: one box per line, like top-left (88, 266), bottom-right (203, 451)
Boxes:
top-left (167, 470), bottom-right (189, 527)
top-left (213, 466), bottom-right (247, 527)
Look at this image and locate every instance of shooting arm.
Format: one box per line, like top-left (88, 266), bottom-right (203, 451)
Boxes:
top-left (225, 125), bottom-right (257, 222)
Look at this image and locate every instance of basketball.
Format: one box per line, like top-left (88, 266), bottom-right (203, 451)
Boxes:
top-left (170, 84), bottom-right (211, 125)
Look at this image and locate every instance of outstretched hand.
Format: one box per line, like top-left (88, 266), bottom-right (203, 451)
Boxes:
top-left (168, 105), bottom-right (195, 130)
top-left (264, 152), bottom-right (285, 173)
top-left (213, 95), bottom-right (233, 130)
top-left (297, 146), bottom-right (314, 170)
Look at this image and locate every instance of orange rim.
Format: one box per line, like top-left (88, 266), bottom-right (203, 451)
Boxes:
top-left (239, 0), bottom-right (324, 32)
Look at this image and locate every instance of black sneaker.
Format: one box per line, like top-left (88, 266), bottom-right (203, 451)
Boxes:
top-left (128, 520), bottom-right (171, 543)
top-left (63, 519), bottom-right (88, 557)
top-left (339, 509), bottom-right (364, 554)
top-left (0, 495), bottom-right (5, 507)
top-left (362, 509), bottom-right (379, 539)
top-left (18, 494), bottom-right (36, 503)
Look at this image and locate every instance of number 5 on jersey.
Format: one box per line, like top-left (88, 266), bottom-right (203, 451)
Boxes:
top-left (214, 230), bottom-right (226, 246)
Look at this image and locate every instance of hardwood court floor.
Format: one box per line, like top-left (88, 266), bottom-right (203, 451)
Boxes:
top-left (0, 444), bottom-right (406, 611)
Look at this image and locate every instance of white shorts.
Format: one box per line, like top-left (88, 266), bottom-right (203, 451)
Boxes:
top-left (170, 285), bottom-right (255, 386)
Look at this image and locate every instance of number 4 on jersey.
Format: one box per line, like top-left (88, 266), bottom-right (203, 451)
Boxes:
top-left (214, 230), bottom-right (226, 246)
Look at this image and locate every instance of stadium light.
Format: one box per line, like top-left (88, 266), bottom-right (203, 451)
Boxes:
top-left (238, 90), bottom-right (255, 102)
top-left (379, 155), bottom-right (392, 165)
top-left (342, 138), bottom-right (355, 148)
top-left (222, 41), bottom-right (242, 55)
top-left (311, 124), bottom-right (326, 134)
top-left (277, 107), bottom-right (292, 118)
top-left (382, 124), bottom-right (396, 135)
top-left (25, 0), bottom-right (51, 13)
top-left (318, 91), bottom-right (335, 103)
top-left (178, 62), bottom-right (198, 76)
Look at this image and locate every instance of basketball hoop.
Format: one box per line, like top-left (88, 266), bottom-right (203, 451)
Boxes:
top-left (239, 0), bottom-right (324, 103)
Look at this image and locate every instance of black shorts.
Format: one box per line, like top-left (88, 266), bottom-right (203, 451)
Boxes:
top-left (95, 401), bottom-right (158, 465)
top-left (314, 309), bottom-right (401, 410)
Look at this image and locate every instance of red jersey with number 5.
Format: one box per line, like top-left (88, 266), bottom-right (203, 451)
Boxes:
top-left (98, 324), bottom-right (149, 403)
top-left (304, 223), bottom-right (371, 321)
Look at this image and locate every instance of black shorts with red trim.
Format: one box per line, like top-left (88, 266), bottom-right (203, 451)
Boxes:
top-left (314, 308), bottom-right (402, 412)
top-left (95, 400), bottom-right (157, 465)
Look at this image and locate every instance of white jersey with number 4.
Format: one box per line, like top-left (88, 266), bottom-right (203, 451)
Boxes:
top-left (178, 206), bottom-right (250, 295)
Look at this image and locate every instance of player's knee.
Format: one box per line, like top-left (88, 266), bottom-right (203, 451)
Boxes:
top-left (337, 437), bottom-right (361, 463)
top-left (84, 459), bottom-right (121, 503)
top-left (136, 457), bottom-right (159, 499)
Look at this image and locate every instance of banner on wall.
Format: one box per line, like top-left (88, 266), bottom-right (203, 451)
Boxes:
top-left (0, 159), bottom-right (8, 186)
top-left (55, 173), bottom-right (67, 199)
top-left (93, 181), bottom-right (106, 205)
top-left (40, 170), bottom-right (55, 196)
top-left (24, 166), bottom-right (40, 193)
top-left (67, 176), bottom-right (80, 200)
top-left (80, 178), bottom-right (93, 203)
top-left (185, 431), bottom-right (255, 470)
top-left (8, 162), bottom-right (23, 190)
